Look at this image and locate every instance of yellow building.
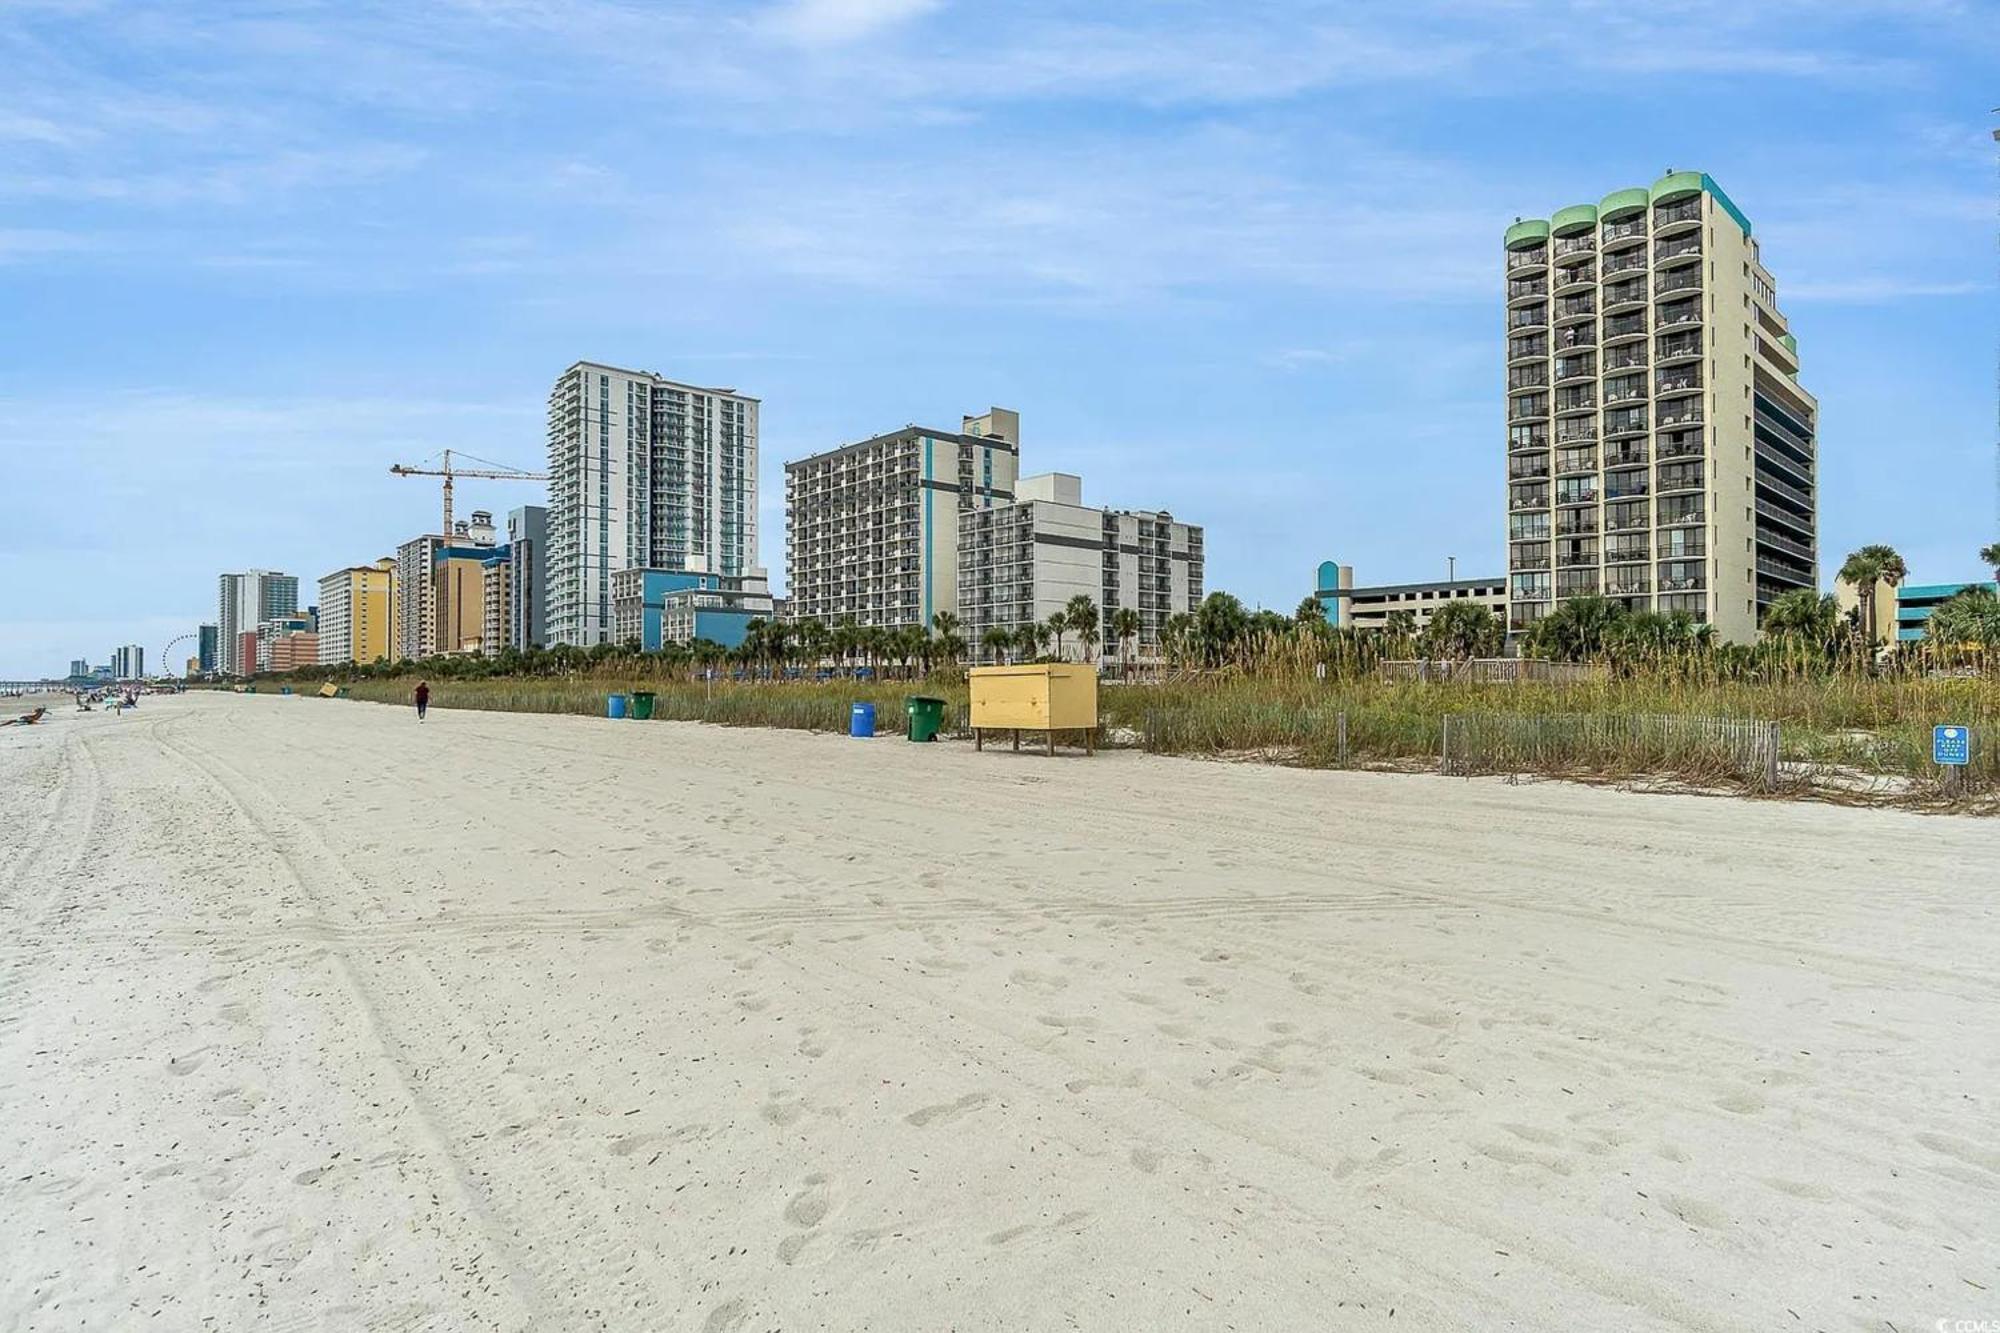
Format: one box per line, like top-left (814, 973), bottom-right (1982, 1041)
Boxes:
top-left (316, 559), bottom-right (398, 665)
top-left (434, 551), bottom-right (489, 655)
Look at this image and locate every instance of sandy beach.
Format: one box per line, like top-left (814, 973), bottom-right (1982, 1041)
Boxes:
top-left (1, 690), bottom-right (1993, 1331)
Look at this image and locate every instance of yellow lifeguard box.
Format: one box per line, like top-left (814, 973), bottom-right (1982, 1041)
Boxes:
top-left (968, 664), bottom-right (1099, 756)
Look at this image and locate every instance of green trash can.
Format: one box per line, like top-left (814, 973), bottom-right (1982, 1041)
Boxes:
top-left (905, 695), bottom-right (946, 742)
top-left (631, 691), bottom-right (656, 721)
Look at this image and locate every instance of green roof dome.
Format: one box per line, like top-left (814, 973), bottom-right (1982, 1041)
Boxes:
top-left (1598, 187), bottom-right (1648, 219)
top-left (1650, 170), bottom-right (1705, 204)
top-left (1504, 218), bottom-right (1550, 250)
top-left (1550, 204), bottom-right (1597, 236)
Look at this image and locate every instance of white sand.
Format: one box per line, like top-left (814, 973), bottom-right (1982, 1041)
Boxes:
top-left (1, 692), bottom-right (1994, 1331)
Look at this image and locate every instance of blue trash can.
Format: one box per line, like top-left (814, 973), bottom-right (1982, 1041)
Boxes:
top-left (607, 693), bottom-right (629, 720)
top-left (849, 702), bottom-right (875, 738)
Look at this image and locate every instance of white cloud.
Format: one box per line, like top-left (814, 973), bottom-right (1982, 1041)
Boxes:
top-left (759, 0), bottom-right (940, 45)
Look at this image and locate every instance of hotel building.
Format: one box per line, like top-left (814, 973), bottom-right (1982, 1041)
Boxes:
top-left (217, 569), bottom-right (299, 674)
top-left (316, 560), bottom-right (396, 666)
top-left (786, 408), bottom-right (1021, 630)
top-left (545, 362), bottom-right (759, 647)
top-left (958, 472), bottom-right (1203, 665)
top-left (1503, 171), bottom-right (1817, 643)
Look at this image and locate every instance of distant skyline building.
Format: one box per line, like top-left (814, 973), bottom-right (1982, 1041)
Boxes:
top-left (197, 624), bottom-right (218, 674)
top-left (786, 407), bottom-right (1021, 630)
top-left (317, 560), bottom-right (395, 666)
top-left (545, 361), bottom-right (760, 647)
top-left (217, 569), bottom-right (299, 673)
top-left (109, 644), bottom-right (144, 680)
top-left (68, 657), bottom-right (88, 680)
top-left (507, 505), bottom-right (548, 651)
top-left (254, 616), bottom-right (313, 672)
top-left (1503, 171), bottom-right (1817, 644)
top-left (958, 471), bottom-right (1202, 665)
top-left (1311, 561), bottom-right (1508, 634)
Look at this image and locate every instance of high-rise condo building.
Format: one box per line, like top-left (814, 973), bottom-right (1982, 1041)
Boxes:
top-left (786, 408), bottom-right (1021, 630)
top-left (1503, 171), bottom-right (1817, 644)
top-left (506, 505), bottom-right (549, 650)
top-left (316, 560), bottom-right (396, 665)
top-left (958, 472), bottom-right (1203, 665)
top-left (545, 362), bottom-right (760, 647)
top-left (217, 570), bottom-right (299, 674)
top-left (197, 624), bottom-right (218, 674)
top-left (110, 645), bottom-right (144, 680)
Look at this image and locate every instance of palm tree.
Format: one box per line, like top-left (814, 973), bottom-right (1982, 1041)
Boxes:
top-left (1020, 620), bottom-right (1051, 662)
top-left (1926, 585), bottom-right (2000, 648)
top-left (930, 611), bottom-right (962, 671)
top-left (980, 625), bottom-right (1014, 665)
top-left (1293, 595), bottom-right (1326, 627)
top-left (1522, 595), bottom-right (1627, 661)
top-left (1837, 544), bottom-right (1908, 651)
top-left (1761, 588), bottom-right (1839, 645)
top-left (1044, 610), bottom-right (1069, 660)
top-left (1110, 607), bottom-right (1142, 679)
top-left (1980, 542), bottom-right (2000, 585)
top-left (1194, 592), bottom-right (1249, 667)
top-left (1064, 594), bottom-right (1100, 667)
top-left (1420, 600), bottom-right (1502, 660)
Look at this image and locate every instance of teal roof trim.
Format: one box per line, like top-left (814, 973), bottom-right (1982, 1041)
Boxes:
top-left (1700, 174), bottom-right (1752, 238)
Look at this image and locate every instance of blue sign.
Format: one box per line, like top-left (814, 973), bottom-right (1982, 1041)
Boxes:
top-left (1933, 725), bottom-right (1970, 766)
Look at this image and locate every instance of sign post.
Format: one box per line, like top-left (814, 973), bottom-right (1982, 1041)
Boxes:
top-left (1933, 725), bottom-right (1971, 797)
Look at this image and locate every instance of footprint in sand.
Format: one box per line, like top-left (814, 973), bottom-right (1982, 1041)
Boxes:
top-left (905, 1092), bottom-right (991, 1128)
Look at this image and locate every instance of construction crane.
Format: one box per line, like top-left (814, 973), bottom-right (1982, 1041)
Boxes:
top-left (389, 450), bottom-right (548, 656)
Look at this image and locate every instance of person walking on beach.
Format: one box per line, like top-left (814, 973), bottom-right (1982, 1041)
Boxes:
top-left (414, 680), bottom-right (430, 722)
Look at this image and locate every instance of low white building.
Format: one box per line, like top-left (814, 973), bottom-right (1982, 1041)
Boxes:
top-left (958, 473), bottom-right (1203, 665)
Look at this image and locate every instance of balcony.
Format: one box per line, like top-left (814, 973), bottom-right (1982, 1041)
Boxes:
top-left (1756, 527), bottom-right (1816, 563)
top-left (1603, 279), bottom-right (1648, 312)
top-left (1555, 323), bottom-right (1597, 350)
top-left (1602, 248), bottom-right (1648, 277)
top-left (1602, 216), bottom-right (1647, 247)
top-left (1554, 234), bottom-right (1596, 261)
top-left (1657, 466), bottom-right (1705, 494)
top-left (1508, 337), bottom-right (1548, 363)
top-left (1554, 483), bottom-right (1599, 507)
top-left (1656, 269), bottom-right (1702, 296)
top-left (1508, 367), bottom-right (1549, 390)
top-left (1603, 312), bottom-right (1647, 342)
top-left (1508, 456), bottom-right (1552, 481)
top-left (1554, 265), bottom-right (1597, 293)
top-left (1755, 469), bottom-right (1815, 511)
top-left (1657, 302), bottom-right (1702, 330)
top-left (1604, 345), bottom-right (1648, 372)
top-left (1508, 306), bottom-right (1546, 330)
top-left (1555, 418), bottom-right (1598, 444)
top-left (1604, 540), bottom-right (1650, 562)
top-left (1556, 447), bottom-right (1598, 476)
top-left (1656, 331), bottom-right (1702, 362)
top-left (1657, 574), bottom-right (1708, 593)
top-left (1606, 575), bottom-right (1652, 596)
top-left (1555, 389), bottom-right (1597, 414)
top-left (1510, 491), bottom-right (1550, 512)
top-left (1510, 550), bottom-right (1551, 571)
top-left (1657, 405), bottom-right (1704, 429)
top-left (1508, 397), bottom-right (1549, 423)
top-left (1654, 197), bottom-right (1701, 231)
top-left (1509, 427), bottom-right (1550, 451)
top-left (1656, 234), bottom-right (1702, 265)
top-left (1555, 295), bottom-right (1596, 323)
top-left (1508, 277), bottom-right (1549, 302)
top-left (1556, 545), bottom-right (1600, 568)
top-left (1556, 513), bottom-right (1599, 536)
top-left (1604, 411), bottom-right (1649, 439)
top-left (1603, 377), bottom-right (1648, 407)
top-left (1605, 473), bottom-right (1650, 501)
top-left (1553, 355), bottom-right (1596, 384)
top-left (1657, 432), bottom-right (1704, 460)
top-left (1506, 247), bottom-right (1548, 272)
top-left (1557, 573), bottom-right (1602, 599)
top-left (1755, 495), bottom-right (1814, 536)
top-left (1604, 442), bottom-right (1649, 468)
top-left (1655, 368), bottom-right (1702, 395)
top-left (1605, 508), bottom-right (1650, 533)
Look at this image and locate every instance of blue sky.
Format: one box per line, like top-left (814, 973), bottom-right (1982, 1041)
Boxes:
top-left (1, 0), bottom-right (1995, 676)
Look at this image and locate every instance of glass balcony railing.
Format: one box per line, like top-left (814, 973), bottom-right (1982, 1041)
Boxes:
top-left (1654, 197), bottom-right (1701, 228)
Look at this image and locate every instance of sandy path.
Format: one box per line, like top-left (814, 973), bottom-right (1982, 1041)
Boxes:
top-left (1, 692), bottom-right (1994, 1330)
